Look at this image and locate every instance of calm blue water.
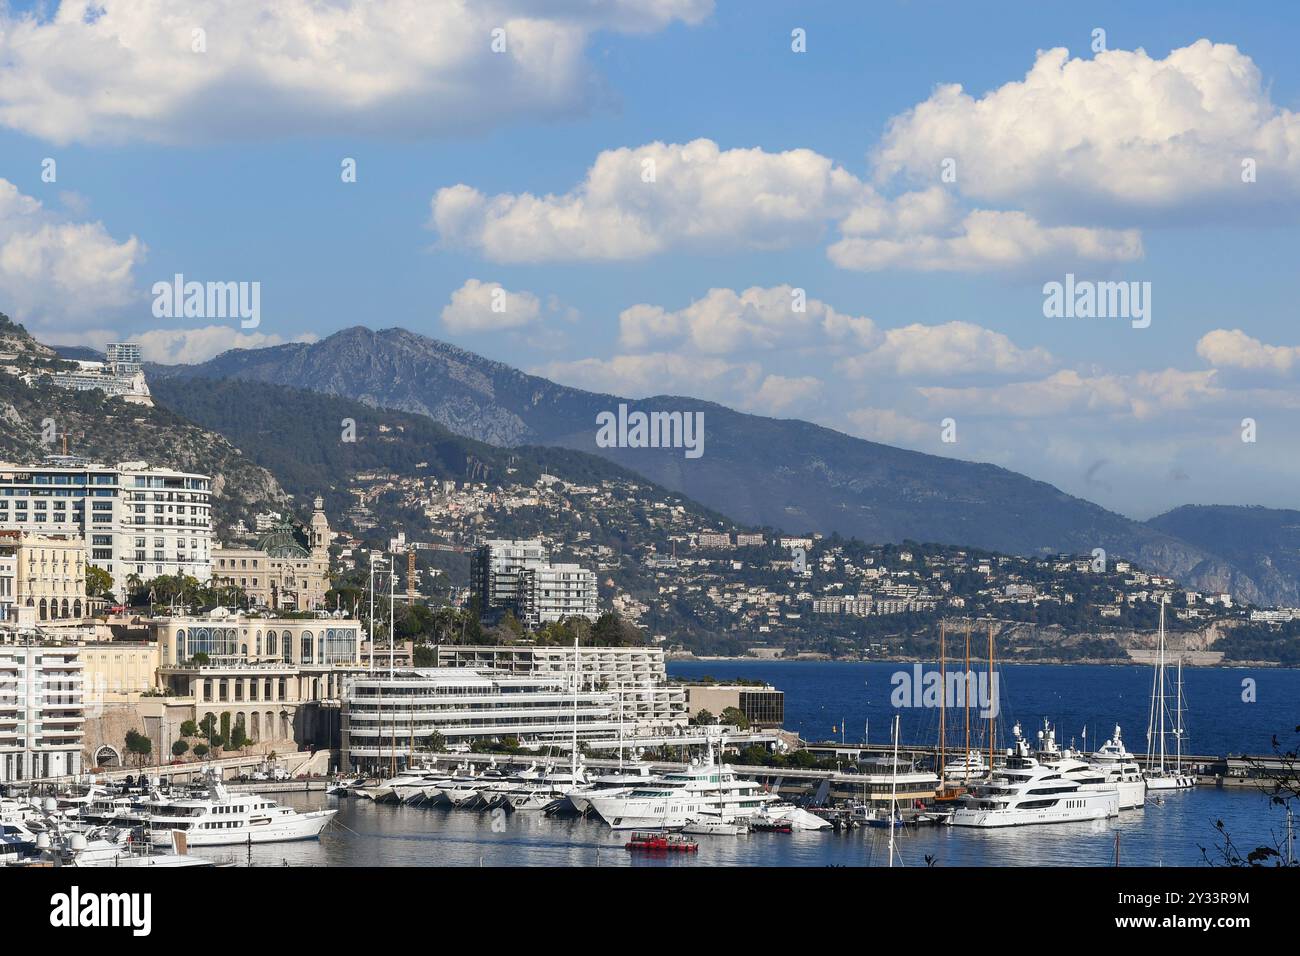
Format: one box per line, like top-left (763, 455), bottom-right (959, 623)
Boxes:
top-left (667, 660), bottom-right (1299, 759)
top-left (189, 662), bottom-right (1299, 867)
top-left (200, 786), bottom-right (1288, 868)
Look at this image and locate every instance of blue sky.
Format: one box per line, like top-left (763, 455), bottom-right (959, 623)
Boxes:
top-left (1, 0), bottom-right (1298, 519)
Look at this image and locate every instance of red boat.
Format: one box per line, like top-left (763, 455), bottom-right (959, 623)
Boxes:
top-left (624, 832), bottom-right (699, 853)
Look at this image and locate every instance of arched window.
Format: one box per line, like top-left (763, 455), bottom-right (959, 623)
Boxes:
top-left (176, 629), bottom-right (187, 661)
top-left (282, 631), bottom-right (292, 664)
top-left (267, 631), bottom-right (278, 657)
top-left (61, 598), bottom-right (69, 618)
top-left (301, 631), bottom-right (314, 664)
top-left (255, 631), bottom-right (262, 656)
top-left (39, 598), bottom-right (47, 620)
top-left (72, 599), bottom-right (82, 618)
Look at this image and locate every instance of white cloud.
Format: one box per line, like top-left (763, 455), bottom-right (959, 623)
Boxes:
top-left (844, 407), bottom-right (935, 445)
top-left (618, 285), bottom-right (879, 354)
top-left (0, 0), bottom-right (712, 145)
top-left (875, 40), bottom-right (1300, 217)
top-left (829, 204), bottom-right (1142, 273)
top-left (0, 178), bottom-right (143, 323)
top-left (537, 352), bottom-right (761, 401)
top-left (441, 279), bottom-right (543, 333)
top-left (750, 374), bottom-right (822, 414)
top-left (432, 139), bottom-right (868, 262)
top-left (129, 326), bottom-right (317, 365)
top-left (1197, 328), bottom-right (1300, 373)
top-left (918, 368), bottom-right (1223, 420)
top-left (838, 321), bottom-right (1054, 378)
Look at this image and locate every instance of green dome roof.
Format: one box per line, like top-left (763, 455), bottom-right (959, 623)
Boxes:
top-left (258, 520), bottom-right (310, 558)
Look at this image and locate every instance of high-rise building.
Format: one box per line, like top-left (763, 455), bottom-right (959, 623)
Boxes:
top-left (0, 460), bottom-right (213, 595)
top-left (520, 563), bottom-right (598, 626)
top-left (0, 631), bottom-right (84, 783)
top-left (470, 539), bottom-right (599, 626)
top-left (470, 539), bottom-right (550, 615)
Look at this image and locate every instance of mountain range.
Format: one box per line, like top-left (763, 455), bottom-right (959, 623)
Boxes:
top-left (150, 326), bottom-right (1298, 606)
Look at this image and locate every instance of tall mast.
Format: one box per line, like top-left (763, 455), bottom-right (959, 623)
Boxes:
top-left (939, 622), bottom-right (946, 786)
top-left (389, 565), bottom-right (396, 680)
top-left (987, 622), bottom-right (994, 777)
top-left (571, 635), bottom-right (579, 781)
top-left (889, 713), bottom-right (900, 868)
top-left (1175, 629), bottom-right (1185, 773)
top-left (1158, 599), bottom-right (1167, 773)
top-left (964, 622), bottom-right (971, 782)
top-left (367, 555), bottom-right (376, 673)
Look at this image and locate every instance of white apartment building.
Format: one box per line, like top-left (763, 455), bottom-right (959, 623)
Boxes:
top-left (433, 643), bottom-right (686, 730)
top-left (471, 539), bottom-right (599, 626)
top-left (340, 668), bottom-right (617, 771)
top-left (0, 461), bottom-right (213, 595)
top-left (521, 564), bottom-right (598, 626)
top-left (0, 632), bottom-right (84, 783)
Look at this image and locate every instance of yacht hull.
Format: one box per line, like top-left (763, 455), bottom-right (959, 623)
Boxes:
top-left (950, 795), bottom-right (1118, 828)
top-left (150, 809), bottom-right (336, 847)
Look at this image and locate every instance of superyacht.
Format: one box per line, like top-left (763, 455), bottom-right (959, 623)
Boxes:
top-left (949, 737), bottom-right (1120, 828)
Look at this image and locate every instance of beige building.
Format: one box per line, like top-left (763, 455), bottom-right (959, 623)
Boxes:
top-left (79, 641), bottom-right (160, 699)
top-left (212, 497), bottom-right (332, 610)
top-left (152, 610), bottom-right (362, 744)
top-left (9, 532), bottom-right (86, 623)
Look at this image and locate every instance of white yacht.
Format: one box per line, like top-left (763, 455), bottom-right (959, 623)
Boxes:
top-left (560, 766), bottom-right (661, 816)
top-left (588, 743), bottom-right (781, 830)
top-left (1087, 724), bottom-right (1148, 809)
top-left (941, 751), bottom-right (990, 781)
top-left (949, 738), bottom-right (1119, 828)
top-left (143, 771), bottom-right (335, 847)
top-left (1145, 599), bottom-right (1196, 791)
top-left (1032, 721), bottom-right (1145, 811)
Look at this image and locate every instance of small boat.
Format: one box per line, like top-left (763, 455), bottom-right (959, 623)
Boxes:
top-left (683, 818), bottom-right (746, 836)
top-left (749, 818), bottom-right (793, 833)
top-left (625, 832), bottom-right (699, 853)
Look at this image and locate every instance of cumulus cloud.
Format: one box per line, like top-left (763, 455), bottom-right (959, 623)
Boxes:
top-left (838, 321), bottom-right (1054, 378)
top-left (844, 407), bottom-right (935, 445)
top-left (875, 40), bottom-right (1300, 218)
top-left (129, 326), bottom-right (317, 365)
top-left (918, 368), bottom-right (1223, 420)
top-left (0, 0), bottom-right (712, 144)
top-left (750, 374), bottom-right (822, 414)
top-left (0, 178), bottom-right (143, 323)
top-left (618, 285), bottom-right (879, 354)
top-left (432, 139), bottom-right (866, 262)
top-left (434, 139), bottom-right (1145, 272)
top-left (536, 352), bottom-right (761, 401)
top-left (1196, 328), bottom-right (1300, 373)
top-left (829, 205), bottom-right (1143, 273)
top-left (441, 279), bottom-right (543, 333)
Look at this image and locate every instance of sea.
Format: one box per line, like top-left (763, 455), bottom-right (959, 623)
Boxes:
top-left (191, 661), bottom-right (1300, 867)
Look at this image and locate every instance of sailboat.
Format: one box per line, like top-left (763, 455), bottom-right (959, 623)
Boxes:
top-left (1145, 598), bottom-right (1195, 791)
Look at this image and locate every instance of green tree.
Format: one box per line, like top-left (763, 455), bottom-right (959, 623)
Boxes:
top-left (229, 725), bottom-right (250, 751)
top-left (421, 730), bottom-right (446, 753)
top-left (179, 719), bottom-right (198, 737)
top-left (192, 743), bottom-right (210, 758)
top-left (124, 729), bottom-right (152, 767)
top-left (171, 740), bottom-right (189, 757)
top-left (719, 706), bottom-right (750, 730)
top-left (692, 709), bottom-right (717, 726)
top-left (85, 565), bottom-right (114, 599)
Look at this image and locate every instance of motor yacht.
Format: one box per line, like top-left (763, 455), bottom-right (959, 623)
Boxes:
top-left (949, 738), bottom-right (1119, 828)
top-left (143, 771), bottom-right (335, 847)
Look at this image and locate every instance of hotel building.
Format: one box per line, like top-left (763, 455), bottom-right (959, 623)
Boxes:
top-left (0, 630), bottom-right (84, 783)
top-left (340, 667), bottom-right (618, 771)
top-left (152, 611), bottom-right (363, 743)
top-left (211, 497), bottom-right (332, 610)
top-left (0, 460), bottom-right (213, 595)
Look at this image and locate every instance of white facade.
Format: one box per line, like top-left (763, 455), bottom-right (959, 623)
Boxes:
top-left (340, 667), bottom-right (617, 769)
top-left (0, 635), bottom-right (84, 783)
top-left (521, 563), bottom-right (598, 626)
top-left (0, 461), bottom-right (213, 595)
top-left (432, 644), bottom-right (686, 730)
top-left (472, 538), bottom-right (550, 611)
